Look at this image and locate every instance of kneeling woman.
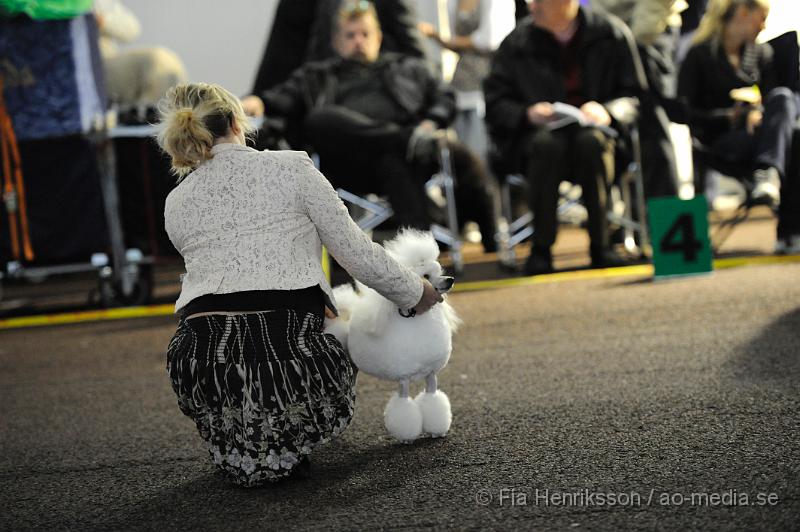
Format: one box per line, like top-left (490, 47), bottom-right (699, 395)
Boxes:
top-left (157, 83), bottom-right (442, 486)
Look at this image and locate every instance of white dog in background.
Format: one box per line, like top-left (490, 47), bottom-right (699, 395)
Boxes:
top-left (325, 229), bottom-right (461, 442)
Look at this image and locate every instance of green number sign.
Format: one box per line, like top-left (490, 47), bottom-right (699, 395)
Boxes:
top-left (647, 196), bottom-right (712, 279)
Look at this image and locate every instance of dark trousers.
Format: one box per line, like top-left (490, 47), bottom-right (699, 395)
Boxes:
top-left (305, 105), bottom-right (499, 246)
top-left (520, 126), bottom-right (615, 251)
top-left (779, 121), bottom-right (800, 238)
top-left (707, 88), bottom-right (799, 236)
top-left (708, 87), bottom-right (797, 177)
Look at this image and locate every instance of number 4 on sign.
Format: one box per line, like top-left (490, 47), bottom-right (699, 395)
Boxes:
top-left (647, 196), bottom-right (713, 279)
top-left (660, 214), bottom-right (703, 262)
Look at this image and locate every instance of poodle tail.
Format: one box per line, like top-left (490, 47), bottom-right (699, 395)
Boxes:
top-left (324, 283), bottom-right (361, 347)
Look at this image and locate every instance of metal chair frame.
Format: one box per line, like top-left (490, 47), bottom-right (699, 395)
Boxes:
top-left (334, 140), bottom-right (465, 274)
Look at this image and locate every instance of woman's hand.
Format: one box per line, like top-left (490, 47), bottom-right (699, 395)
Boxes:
top-left (412, 279), bottom-right (443, 315)
top-left (417, 21), bottom-right (438, 40)
top-left (746, 108), bottom-right (763, 135)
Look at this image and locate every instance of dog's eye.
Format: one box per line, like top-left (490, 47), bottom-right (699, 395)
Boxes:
top-left (423, 274), bottom-right (430, 280)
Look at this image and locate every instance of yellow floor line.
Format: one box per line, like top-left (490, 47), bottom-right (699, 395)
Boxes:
top-left (2, 254), bottom-right (799, 331)
top-left (453, 254), bottom-right (800, 293)
top-left (0, 304), bottom-right (175, 330)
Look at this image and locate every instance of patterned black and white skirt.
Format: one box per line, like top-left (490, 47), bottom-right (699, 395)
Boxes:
top-left (166, 309), bottom-right (356, 487)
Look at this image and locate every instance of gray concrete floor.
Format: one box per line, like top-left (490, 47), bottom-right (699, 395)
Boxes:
top-left (1, 256), bottom-right (798, 530)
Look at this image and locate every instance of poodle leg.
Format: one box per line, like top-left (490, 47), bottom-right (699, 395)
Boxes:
top-left (425, 373), bottom-right (438, 393)
top-left (414, 372), bottom-right (452, 437)
top-left (384, 379), bottom-right (422, 442)
top-left (399, 380), bottom-right (410, 398)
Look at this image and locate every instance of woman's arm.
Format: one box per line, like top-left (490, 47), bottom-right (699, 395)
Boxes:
top-left (418, 0), bottom-right (516, 55)
top-left (295, 154), bottom-right (425, 311)
top-left (677, 45), bottom-right (736, 134)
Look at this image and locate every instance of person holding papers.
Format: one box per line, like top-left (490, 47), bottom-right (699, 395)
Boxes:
top-left (484, 0), bottom-right (640, 275)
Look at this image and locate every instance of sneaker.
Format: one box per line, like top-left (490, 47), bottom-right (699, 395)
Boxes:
top-left (751, 167), bottom-right (781, 208)
top-left (523, 246), bottom-right (553, 276)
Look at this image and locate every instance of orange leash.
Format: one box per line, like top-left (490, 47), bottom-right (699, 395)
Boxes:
top-left (0, 75), bottom-right (34, 262)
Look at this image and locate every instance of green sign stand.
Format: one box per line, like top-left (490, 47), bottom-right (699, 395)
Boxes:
top-left (647, 196), bottom-right (713, 280)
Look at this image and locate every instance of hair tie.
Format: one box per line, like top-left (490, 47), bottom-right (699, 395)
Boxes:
top-left (176, 109), bottom-right (194, 122)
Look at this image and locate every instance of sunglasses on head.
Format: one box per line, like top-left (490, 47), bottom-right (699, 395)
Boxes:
top-left (342, 0), bottom-right (373, 14)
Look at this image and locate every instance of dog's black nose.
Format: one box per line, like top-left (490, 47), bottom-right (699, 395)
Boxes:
top-left (438, 276), bottom-right (455, 293)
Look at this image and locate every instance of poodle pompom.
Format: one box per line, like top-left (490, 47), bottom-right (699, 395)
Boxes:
top-left (414, 390), bottom-right (452, 437)
top-left (384, 393), bottom-right (423, 442)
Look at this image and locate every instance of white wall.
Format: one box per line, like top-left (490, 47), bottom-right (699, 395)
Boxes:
top-left (116, 0), bottom-right (442, 97)
top-left (758, 0), bottom-right (800, 43)
top-left (115, 0), bottom-right (798, 99)
top-left (119, 0), bottom-right (278, 97)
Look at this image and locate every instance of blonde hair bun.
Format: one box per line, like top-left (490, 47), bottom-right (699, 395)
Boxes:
top-left (155, 83), bottom-right (254, 179)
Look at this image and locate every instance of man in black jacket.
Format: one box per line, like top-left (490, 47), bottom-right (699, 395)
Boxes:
top-left (250, 0), bottom-right (427, 94)
top-left (242, 1), bottom-right (499, 249)
top-left (484, 0), bottom-right (638, 275)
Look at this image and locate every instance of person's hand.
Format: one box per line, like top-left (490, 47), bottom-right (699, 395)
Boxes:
top-left (417, 21), bottom-right (438, 40)
top-left (527, 102), bottom-right (554, 125)
top-left (241, 95), bottom-right (265, 117)
top-left (418, 119), bottom-right (437, 132)
top-left (728, 102), bottom-right (746, 125)
top-left (580, 101), bottom-right (611, 126)
top-left (324, 306), bottom-right (336, 319)
top-left (746, 108), bottom-right (763, 135)
top-left (412, 279), bottom-right (443, 315)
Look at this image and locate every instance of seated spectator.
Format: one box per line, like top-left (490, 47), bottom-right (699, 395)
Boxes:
top-left (591, 0), bottom-right (685, 197)
top-left (484, 0), bottom-right (638, 275)
top-left (251, 0), bottom-right (427, 94)
top-left (242, 1), bottom-right (500, 252)
top-left (94, 0), bottom-right (187, 114)
top-left (677, 0), bottom-right (799, 249)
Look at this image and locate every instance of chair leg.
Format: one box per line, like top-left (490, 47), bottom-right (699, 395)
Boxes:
top-left (428, 141), bottom-right (464, 275)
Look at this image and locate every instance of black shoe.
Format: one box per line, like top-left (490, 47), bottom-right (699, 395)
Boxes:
top-left (524, 247), bottom-right (554, 276)
top-left (590, 248), bottom-right (629, 269)
top-left (292, 455), bottom-right (311, 479)
top-left (482, 240), bottom-right (498, 254)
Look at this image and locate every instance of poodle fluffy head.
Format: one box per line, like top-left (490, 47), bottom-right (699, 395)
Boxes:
top-left (385, 229), bottom-right (454, 293)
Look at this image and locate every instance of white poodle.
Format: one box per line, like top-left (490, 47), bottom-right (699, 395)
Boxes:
top-left (325, 229), bottom-right (461, 442)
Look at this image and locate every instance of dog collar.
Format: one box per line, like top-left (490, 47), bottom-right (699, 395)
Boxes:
top-left (398, 308), bottom-right (416, 318)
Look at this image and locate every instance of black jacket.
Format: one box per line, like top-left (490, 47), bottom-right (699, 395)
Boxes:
top-left (677, 39), bottom-right (776, 144)
top-left (483, 8), bottom-right (639, 154)
top-left (259, 53), bottom-right (456, 128)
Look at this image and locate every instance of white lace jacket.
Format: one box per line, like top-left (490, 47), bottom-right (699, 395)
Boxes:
top-left (164, 143), bottom-right (423, 313)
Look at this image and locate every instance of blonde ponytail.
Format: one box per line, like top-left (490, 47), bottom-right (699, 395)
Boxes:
top-left (155, 83), bottom-right (254, 180)
top-left (693, 0), bottom-right (770, 45)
